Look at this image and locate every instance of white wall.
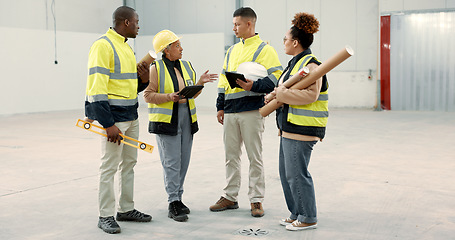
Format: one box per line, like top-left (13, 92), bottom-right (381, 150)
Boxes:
top-left (0, 26), bottom-right (224, 116)
top-left (0, 27), bottom-right (98, 115)
top-left (1, 0), bottom-right (453, 115)
top-left (0, 0), bottom-right (225, 116)
top-left (0, 0), bottom-right (122, 116)
top-left (131, 0), bottom-right (236, 51)
top-left (0, 0), bottom-right (121, 33)
top-left (245, 0), bottom-right (379, 109)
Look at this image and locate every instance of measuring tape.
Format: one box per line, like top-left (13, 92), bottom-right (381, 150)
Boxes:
top-left (76, 119), bottom-right (154, 153)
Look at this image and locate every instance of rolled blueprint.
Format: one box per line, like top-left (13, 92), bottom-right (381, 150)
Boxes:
top-left (264, 66), bottom-right (309, 102)
top-left (259, 45), bottom-right (354, 117)
top-left (139, 50), bottom-right (157, 66)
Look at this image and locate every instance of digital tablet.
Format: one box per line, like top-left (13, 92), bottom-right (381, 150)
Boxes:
top-left (178, 85), bottom-right (204, 98)
top-left (225, 71), bottom-right (247, 89)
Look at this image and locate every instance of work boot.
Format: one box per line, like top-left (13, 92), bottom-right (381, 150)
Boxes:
top-left (168, 201), bottom-right (188, 222)
top-left (177, 200), bottom-right (190, 214)
top-left (209, 196), bottom-right (239, 212)
top-left (116, 209), bottom-right (152, 222)
top-left (251, 202), bottom-right (264, 217)
top-left (98, 216), bottom-right (121, 234)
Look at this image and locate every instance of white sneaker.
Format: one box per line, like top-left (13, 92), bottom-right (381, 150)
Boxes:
top-left (285, 220), bottom-right (317, 231)
top-left (279, 217), bottom-right (295, 226)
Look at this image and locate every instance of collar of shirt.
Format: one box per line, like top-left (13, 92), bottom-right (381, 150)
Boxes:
top-left (241, 33), bottom-right (261, 45)
top-left (290, 48), bottom-right (312, 68)
top-left (162, 55), bottom-right (183, 72)
top-left (282, 48), bottom-right (312, 83)
top-left (162, 55), bottom-right (184, 91)
top-left (107, 28), bottom-right (128, 43)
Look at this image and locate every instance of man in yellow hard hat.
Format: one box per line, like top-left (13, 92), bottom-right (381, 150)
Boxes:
top-left (144, 29), bottom-right (217, 222)
top-left (210, 7), bottom-right (283, 218)
top-left (85, 6), bottom-right (151, 234)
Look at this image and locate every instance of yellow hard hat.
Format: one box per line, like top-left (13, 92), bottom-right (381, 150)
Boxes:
top-left (153, 30), bottom-right (182, 53)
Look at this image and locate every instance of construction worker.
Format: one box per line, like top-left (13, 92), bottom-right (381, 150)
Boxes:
top-left (143, 30), bottom-right (217, 222)
top-left (84, 6), bottom-right (151, 234)
top-left (210, 7), bottom-right (283, 217)
top-left (273, 12), bottom-right (327, 231)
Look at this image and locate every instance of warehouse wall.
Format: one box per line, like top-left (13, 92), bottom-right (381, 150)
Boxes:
top-left (243, 0), bottom-right (378, 108)
top-left (0, 0), bottom-right (454, 115)
top-left (380, 0), bottom-right (455, 12)
top-left (0, 0), bottom-right (122, 115)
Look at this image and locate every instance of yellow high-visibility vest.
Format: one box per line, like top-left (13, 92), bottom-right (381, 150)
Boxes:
top-left (287, 54), bottom-right (329, 127)
top-left (217, 35), bottom-right (283, 100)
top-left (148, 60), bottom-right (198, 124)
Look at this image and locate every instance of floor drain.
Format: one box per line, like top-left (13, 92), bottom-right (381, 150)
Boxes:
top-left (238, 228), bottom-right (269, 236)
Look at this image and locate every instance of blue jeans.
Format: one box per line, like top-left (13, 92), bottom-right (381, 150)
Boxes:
top-left (279, 137), bottom-right (318, 223)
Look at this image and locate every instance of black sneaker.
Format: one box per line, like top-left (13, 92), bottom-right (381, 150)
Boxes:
top-left (116, 209), bottom-right (152, 222)
top-left (168, 201), bottom-right (188, 222)
top-left (177, 201), bottom-right (190, 214)
top-left (98, 216), bottom-right (121, 234)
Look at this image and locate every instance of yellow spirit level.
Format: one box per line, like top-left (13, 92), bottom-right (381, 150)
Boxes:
top-left (76, 119), bottom-right (154, 153)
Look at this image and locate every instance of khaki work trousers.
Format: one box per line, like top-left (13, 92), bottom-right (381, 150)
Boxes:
top-left (98, 119), bottom-right (139, 217)
top-left (223, 110), bottom-right (265, 203)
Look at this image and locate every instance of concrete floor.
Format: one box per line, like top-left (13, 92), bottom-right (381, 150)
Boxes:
top-left (1, 107), bottom-right (454, 240)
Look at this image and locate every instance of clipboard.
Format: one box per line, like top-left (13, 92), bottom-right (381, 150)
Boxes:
top-left (225, 71), bottom-right (247, 89)
top-left (178, 85), bottom-right (204, 98)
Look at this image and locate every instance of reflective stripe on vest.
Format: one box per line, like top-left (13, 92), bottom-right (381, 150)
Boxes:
top-left (287, 54), bottom-right (328, 127)
top-left (148, 60), bottom-right (198, 123)
top-left (225, 46), bottom-right (233, 72)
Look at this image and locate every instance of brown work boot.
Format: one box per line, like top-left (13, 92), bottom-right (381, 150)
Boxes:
top-left (251, 202), bottom-right (264, 217)
top-left (209, 197), bottom-right (239, 212)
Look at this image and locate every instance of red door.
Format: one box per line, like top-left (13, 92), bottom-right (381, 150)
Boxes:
top-left (380, 16), bottom-right (391, 110)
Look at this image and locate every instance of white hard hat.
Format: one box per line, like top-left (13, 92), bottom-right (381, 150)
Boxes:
top-left (236, 62), bottom-right (268, 81)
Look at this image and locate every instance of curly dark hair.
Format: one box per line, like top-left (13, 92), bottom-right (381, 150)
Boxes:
top-left (290, 12), bottom-right (319, 49)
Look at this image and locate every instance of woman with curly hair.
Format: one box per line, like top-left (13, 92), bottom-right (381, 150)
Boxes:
top-left (270, 12), bottom-right (328, 231)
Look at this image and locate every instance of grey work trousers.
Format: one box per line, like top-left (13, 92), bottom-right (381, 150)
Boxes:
top-left (156, 103), bottom-right (193, 203)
